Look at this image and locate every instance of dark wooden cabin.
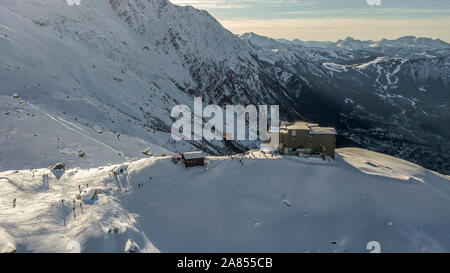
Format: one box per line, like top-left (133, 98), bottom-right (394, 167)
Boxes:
top-left (181, 151), bottom-right (205, 167)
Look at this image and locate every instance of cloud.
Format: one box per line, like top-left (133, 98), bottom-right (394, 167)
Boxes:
top-left (170, 1), bottom-right (450, 41)
top-left (219, 17), bottom-right (450, 42)
top-left (171, 0), bottom-right (450, 11)
top-left (283, 8), bottom-right (450, 19)
top-left (171, 0), bottom-right (314, 9)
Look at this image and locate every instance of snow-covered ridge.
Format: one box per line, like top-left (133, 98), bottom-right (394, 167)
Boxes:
top-left (276, 35), bottom-right (450, 52)
top-left (2, 148), bottom-right (450, 253)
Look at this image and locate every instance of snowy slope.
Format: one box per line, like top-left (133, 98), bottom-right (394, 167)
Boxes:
top-left (0, 0), bottom-right (300, 164)
top-left (0, 95), bottom-right (173, 171)
top-left (0, 0), bottom-right (254, 167)
top-left (1, 148), bottom-right (450, 253)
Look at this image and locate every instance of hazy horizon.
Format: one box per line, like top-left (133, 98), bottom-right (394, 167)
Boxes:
top-left (171, 0), bottom-right (450, 43)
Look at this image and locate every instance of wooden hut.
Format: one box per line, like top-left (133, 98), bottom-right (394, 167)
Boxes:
top-left (181, 151), bottom-right (205, 167)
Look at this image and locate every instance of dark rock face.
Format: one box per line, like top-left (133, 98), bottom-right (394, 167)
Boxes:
top-left (264, 53), bottom-right (450, 174)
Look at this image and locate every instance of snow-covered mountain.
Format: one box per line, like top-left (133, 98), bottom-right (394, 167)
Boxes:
top-left (277, 35), bottom-right (450, 58)
top-left (2, 0), bottom-right (450, 253)
top-left (242, 32), bottom-right (450, 174)
top-left (1, 0), bottom-right (449, 174)
top-left (2, 148), bottom-right (450, 253)
top-left (0, 0), bottom-right (302, 167)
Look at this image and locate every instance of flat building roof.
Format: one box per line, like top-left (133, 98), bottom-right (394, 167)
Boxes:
top-left (182, 151), bottom-right (205, 160)
top-left (310, 127), bottom-right (337, 135)
top-left (286, 121), bottom-right (318, 131)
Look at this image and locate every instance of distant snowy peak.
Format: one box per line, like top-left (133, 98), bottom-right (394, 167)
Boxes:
top-left (274, 35), bottom-right (450, 54)
top-left (241, 32), bottom-right (450, 70)
top-left (240, 32), bottom-right (339, 63)
top-left (335, 36), bottom-right (450, 51)
top-left (240, 32), bottom-right (281, 48)
top-left (261, 33), bottom-right (450, 53)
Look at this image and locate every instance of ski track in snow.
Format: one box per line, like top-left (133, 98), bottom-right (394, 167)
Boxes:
top-left (28, 103), bottom-right (129, 160)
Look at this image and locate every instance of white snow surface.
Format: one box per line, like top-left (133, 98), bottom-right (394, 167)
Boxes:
top-left (1, 148), bottom-right (450, 253)
top-left (182, 151), bottom-right (205, 160)
top-left (309, 127), bottom-right (337, 135)
top-left (322, 63), bottom-right (348, 73)
top-left (0, 0), bottom-right (249, 164)
top-left (2, 0), bottom-right (450, 253)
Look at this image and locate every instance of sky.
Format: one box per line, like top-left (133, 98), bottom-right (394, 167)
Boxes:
top-left (171, 0), bottom-right (450, 42)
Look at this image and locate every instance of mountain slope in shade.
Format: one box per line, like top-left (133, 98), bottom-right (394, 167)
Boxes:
top-left (242, 32), bottom-right (450, 174)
